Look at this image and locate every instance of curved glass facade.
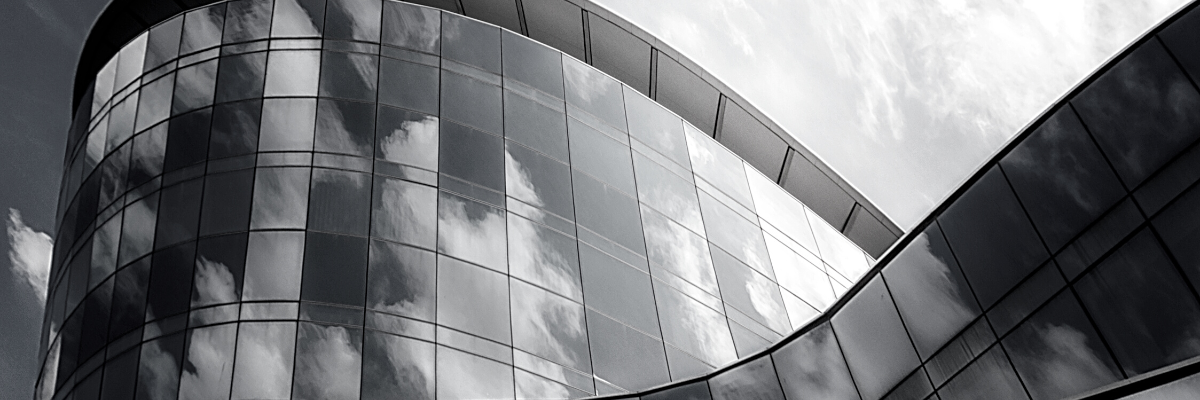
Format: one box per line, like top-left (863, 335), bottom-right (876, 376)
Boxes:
top-left (38, 1), bottom-right (876, 399)
top-left (579, 2), bottom-right (1200, 400)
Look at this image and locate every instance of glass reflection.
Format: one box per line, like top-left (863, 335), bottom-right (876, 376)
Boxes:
top-left (319, 51), bottom-right (379, 102)
top-left (271, 0), bottom-right (325, 37)
top-left (507, 214), bottom-right (582, 301)
top-left (440, 121), bottom-right (504, 191)
top-left (505, 142), bottom-right (575, 220)
top-left (568, 117), bottom-right (637, 195)
top-left (764, 233), bottom-right (833, 310)
top-left (625, 87), bottom-right (690, 167)
top-left (308, 169), bottom-right (371, 235)
top-left (135, 333), bottom-right (185, 400)
top-left (642, 208), bottom-right (718, 295)
top-left (699, 191), bottom-right (773, 278)
top-left (362, 331), bottom-right (435, 400)
top-left (242, 231), bottom-right (304, 301)
top-left (177, 324), bottom-right (237, 400)
top-left (222, 0), bottom-right (273, 43)
top-left (634, 152), bottom-right (704, 234)
top-left (180, 4), bottom-right (225, 54)
top-left (1004, 291), bottom-right (1121, 400)
top-left (709, 356), bottom-right (786, 400)
top-left (379, 58), bottom-right (440, 115)
top-left (135, 73), bottom-right (174, 133)
top-left (264, 50), bottom-right (320, 97)
top-left (192, 235), bottom-right (247, 309)
top-left (381, 0), bottom-right (440, 53)
top-left (654, 281), bottom-right (737, 368)
top-left (684, 126), bottom-right (753, 208)
top-left (712, 248), bottom-right (790, 335)
top-left (292, 323), bottom-right (363, 400)
top-left (746, 168), bottom-right (819, 254)
top-left (510, 279), bottom-right (591, 372)
top-left (259, 98), bottom-right (316, 151)
top-left (437, 346), bottom-right (515, 400)
top-left (832, 276), bottom-right (920, 400)
top-left (773, 323), bottom-right (859, 400)
top-left (441, 12), bottom-right (501, 73)
top-left (215, 52), bottom-right (267, 104)
top-left (437, 256), bottom-right (510, 344)
top-left (172, 59), bottom-right (218, 115)
top-left (325, 0), bottom-right (383, 42)
top-left (376, 108), bottom-right (438, 171)
top-left (883, 224), bottom-right (980, 359)
top-left (209, 100), bottom-right (262, 159)
top-left (938, 346), bottom-right (1028, 400)
top-left (438, 191), bottom-right (507, 271)
top-left (562, 57), bottom-right (626, 130)
top-left (368, 240), bottom-right (436, 320)
top-left (231, 322), bottom-right (297, 400)
top-left (250, 167), bottom-right (311, 229)
top-left (372, 176), bottom-right (437, 248)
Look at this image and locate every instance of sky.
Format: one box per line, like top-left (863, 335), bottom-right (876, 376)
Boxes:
top-left (0, 0), bottom-right (1188, 398)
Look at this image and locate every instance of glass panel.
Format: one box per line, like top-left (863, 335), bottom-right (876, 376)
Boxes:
top-left (147, 243), bottom-right (197, 321)
top-left (625, 87), bottom-right (691, 167)
top-left (381, 1), bottom-right (440, 53)
top-left (251, 167), bottom-right (311, 230)
top-left (569, 117), bottom-right (637, 195)
top-left (379, 58), bottom-right (440, 115)
top-left (631, 151), bottom-right (701, 234)
top-left (831, 276), bottom-right (920, 400)
top-left (938, 167), bottom-right (1048, 308)
top-left (684, 126), bottom-right (754, 208)
top-left (654, 281), bottom-right (737, 368)
top-left (747, 168), bottom-right (818, 254)
top-left (883, 224), bottom-right (980, 359)
top-left (1000, 108), bottom-right (1125, 251)
top-left (79, 279), bottom-right (113, 360)
top-left (215, 52), bottom-right (267, 103)
top-left (440, 121), bottom-right (504, 191)
top-left (572, 172), bottom-right (646, 256)
top-left (223, 0), bottom-right (274, 44)
top-left (118, 192), bottom-right (157, 267)
top-left (376, 107), bottom-right (438, 170)
top-left (362, 331), bottom-right (435, 400)
top-left (264, 50), bottom-right (320, 97)
top-left (135, 73), bottom-right (174, 133)
top-left (144, 16), bottom-right (183, 72)
top-left (765, 234), bottom-right (833, 310)
top-left (325, 0), bottom-right (383, 41)
top-left (1120, 372), bottom-right (1200, 399)
top-left (579, 242), bottom-right (659, 334)
top-left (301, 232), bottom-right (368, 306)
top-left (271, 0), bottom-right (326, 37)
top-left (155, 179), bottom-right (204, 249)
top-left (938, 346), bottom-right (1028, 400)
top-left (811, 214), bottom-right (869, 280)
top-left (91, 213), bottom-right (122, 288)
top-left (510, 279), bottom-right (591, 372)
top-left (320, 51), bottom-right (379, 102)
top-left (585, 310), bottom-right (669, 391)
top-left (209, 100), bottom-right (262, 159)
top-left (989, 262), bottom-right (1065, 336)
top-left (173, 58), bottom-right (219, 116)
top-left (193, 234), bottom-right (248, 308)
top-left (1072, 40), bottom-right (1200, 188)
top-left (1153, 184), bottom-right (1200, 290)
top-left (502, 31), bottom-right (564, 98)
top-left (230, 322), bottom-right (297, 400)
top-left (292, 323), bottom-right (364, 399)
top-left (437, 255), bottom-right (510, 344)
top-left (199, 169), bottom-right (254, 236)
top-left (371, 176), bottom-right (437, 248)
top-left (1004, 291), bottom-right (1121, 400)
top-left (503, 90), bottom-right (569, 162)
top-left (709, 356), bottom-right (786, 400)
top-left (442, 72), bottom-right (503, 134)
top-left (177, 324), bottom-right (237, 400)
top-left (712, 248), bottom-right (790, 335)
top-left (180, 4), bottom-right (226, 54)
top-left (641, 207), bottom-right (718, 295)
top-left (367, 240), bottom-right (436, 320)
top-left (242, 231), bottom-right (304, 301)
top-left (308, 168), bottom-right (371, 235)
top-left (699, 191), bottom-right (773, 278)
top-left (1075, 229), bottom-right (1200, 375)
top-left (436, 346), bottom-right (514, 400)
top-left (135, 332), bottom-right (186, 400)
top-left (505, 141), bottom-right (574, 220)
top-left (259, 98), bottom-right (316, 152)
top-left (163, 109), bottom-right (212, 172)
top-left (506, 213), bottom-right (582, 301)
top-left (116, 34), bottom-right (147, 90)
top-left (437, 191), bottom-right (507, 271)
top-left (774, 323), bottom-right (860, 400)
top-left (562, 57), bottom-right (627, 131)
top-left (107, 93), bottom-right (139, 153)
top-left (127, 124), bottom-right (167, 190)
top-left (441, 12), bottom-right (500, 73)
top-left (100, 348), bottom-right (140, 400)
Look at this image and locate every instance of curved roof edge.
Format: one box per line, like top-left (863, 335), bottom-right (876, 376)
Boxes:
top-left (73, 0), bottom-right (903, 256)
top-left (584, 0), bottom-right (1200, 397)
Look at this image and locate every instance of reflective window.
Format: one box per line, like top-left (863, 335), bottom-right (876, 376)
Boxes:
top-left (215, 52), bottom-right (267, 103)
top-left (177, 323), bottom-right (237, 399)
top-left (569, 117), bottom-right (636, 195)
top-left (135, 73), bottom-right (174, 133)
top-left (144, 16), bottom-right (183, 72)
top-left (199, 169), bottom-right (254, 236)
top-left (939, 167), bottom-right (1047, 308)
top-left (301, 232), bottom-right (368, 306)
top-left (164, 109), bottom-right (213, 172)
top-left (773, 323), bottom-right (860, 400)
top-left (367, 240), bottom-right (436, 320)
top-left (505, 142), bottom-right (574, 220)
top-left (510, 279), bottom-right (591, 372)
top-left (440, 121), bottom-right (504, 191)
top-left (586, 310), bottom-right (669, 391)
top-left (1000, 108), bottom-right (1125, 251)
top-left (625, 87), bottom-right (691, 167)
top-left (319, 51), bottom-right (379, 102)
top-left (438, 192), bottom-right (507, 271)
top-left (372, 176), bottom-right (437, 248)
top-left (193, 234), bottom-right (248, 308)
top-left (118, 194), bottom-right (158, 267)
top-left (709, 356), bottom-right (786, 400)
top-left (811, 215), bottom-right (869, 281)
top-left (654, 281), bottom-right (736, 368)
top-left (502, 31), bottom-right (564, 98)
top-left (264, 51), bottom-right (320, 97)
top-left (883, 224), bottom-right (980, 359)
top-left (181, 4), bottom-right (226, 54)
top-left (230, 322), bottom-right (297, 400)
top-left (271, 0), bottom-right (326, 37)
top-left (712, 248), bottom-right (790, 335)
top-left (507, 214), bottom-right (582, 301)
top-left (831, 276), bottom-right (920, 400)
top-left (325, 0), bottom-right (383, 42)
top-left (436, 346), bottom-right (514, 400)
top-left (259, 98), bottom-right (316, 152)
top-left (308, 168), bottom-right (371, 235)
top-left (573, 172), bottom-right (646, 256)
top-left (173, 59), bottom-right (219, 116)
top-left (223, 0), bottom-right (273, 44)
top-left (442, 72), bottom-right (502, 134)
top-left (251, 167), bottom-right (311, 230)
top-left (135, 332), bottom-right (186, 400)
top-left (747, 168), bottom-right (818, 254)
top-left (100, 348), bottom-right (139, 400)
top-left (242, 231), bottom-right (304, 301)
top-left (1004, 291), bottom-right (1121, 400)
top-left (1073, 40), bottom-right (1200, 188)
top-left (155, 179), bottom-right (204, 249)
top-left (579, 243), bottom-right (659, 335)
top-left (107, 92), bottom-right (138, 152)
top-left (633, 151), bottom-right (703, 234)
top-left (765, 234), bottom-right (833, 310)
top-left (1075, 229), bottom-right (1200, 375)
top-left (685, 126), bottom-right (754, 209)
top-left (503, 90), bottom-right (569, 162)
top-left (563, 57), bottom-right (627, 131)
top-left (642, 208), bottom-right (718, 295)
top-left (376, 107), bottom-right (438, 170)
top-left (938, 346), bottom-right (1029, 400)
top-left (209, 100), bottom-right (262, 159)
top-left (362, 331), bottom-right (435, 400)
top-left (699, 191), bottom-right (773, 278)
top-left (437, 256), bottom-right (510, 344)
top-left (91, 213), bottom-right (121, 288)
top-left (381, 1), bottom-right (440, 53)
top-left (292, 323), bottom-right (363, 399)
top-left (1153, 184), bottom-right (1200, 290)
top-left (441, 12), bottom-right (500, 74)
top-left (379, 58), bottom-right (440, 115)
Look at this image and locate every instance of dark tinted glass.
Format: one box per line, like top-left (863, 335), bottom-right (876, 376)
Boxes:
top-left (502, 31), bottom-right (564, 98)
top-left (362, 330), bottom-right (435, 400)
top-left (78, 279), bottom-right (113, 359)
top-left (831, 276), bottom-right (920, 400)
top-left (441, 13), bottom-right (500, 73)
top-left (223, 0), bottom-right (274, 43)
top-left (563, 57), bottom-right (627, 131)
top-left (173, 59), bottom-right (219, 115)
top-left (199, 169), bottom-right (254, 236)
top-left (709, 356), bottom-right (786, 400)
top-left (375, 106), bottom-right (439, 170)
top-left (325, 0), bottom-right (382, 41)
top-left (939, 167), bottom-right (1047, 308)
top-left (436, 256), bottom-right (510, 343)
top-left (579, 243), bottom-right (659, 334)
top-left (250, 167), bottom-right (311, 230)
top-left (1153, 184), bottom-right (1200, 290)
top-left (215, 52), bottom-right (267, 103)
top-left (1075, 229), bottom-right (1200, 375)
top-left (572, 172), bottom-right (646, 256)
top-left (988, 262), bottom-right (1065, 335)
top-left (505, 142), bottom-right (574, 219)
top-left (109, 259), bottom-right (150, 338)
top-left (209, 100), bottom-right (261, 159)
top-left (381, 0), bottom-right (440, 53)
top-left (1056, 198), bottom-right (1143, 279)
top-left (441, 72), bottom-right (502, 134)
top-left (1004, 291), bottom-right (1121, 400)
top-left (193, 234), bottom-right (248, 308)
top-left (1072, 40), bottom-right (1200, 188)
top-left (773, 323), bottom-right (860, 400)
top-left (585, 310), bottom-right (669, 391)
top-left (319, 51), bottom-right (379, 102)
top-left (127, 126), bottom-right (167, 189)
top-left (439, 121), bottom-right (504, 191)
top-left (155, 179), bottom-right (204, 249)
top-left (644, 381), bottom-right (711, 400)
top-left (147, 243), bottom-right (197, 320)
top-left (308, 168), bottom-right (371, 235)
top-left (177, 323), bottom-right (237, 398)
top-left (135, 332), bottom-right (186, 400)
top-left (367, 240), bottom-right (435, 320)
top-left (883, 224), bottom-right (980, 359)
top-left (315, 98), bottom-right (375, 157)
top-left (503, 91), bottom-right (569, 162)
top-left (271, 0), bottom-right (326, 37)
top-left (100, 348), bottom-right (140, 400)
top-left (181, 4), bottom-right (226, 53)
top-left (938, 346), bottom-right (1028, 400)
top-left (164, 109), bottom-right (212, 172)
top-left (144, 16), bottom-right (183, 72)
top-left (379, 57), bottom-right (440, 115)
top-left (371, 176), bottom-right (437, 248)
top-left (301, 232), bottom-right (368, 306)
top-left (1000, 108), bottom-right (1125, 251)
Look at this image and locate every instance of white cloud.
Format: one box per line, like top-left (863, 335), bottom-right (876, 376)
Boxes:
top-left (6, 208), bottom-right (52, 304)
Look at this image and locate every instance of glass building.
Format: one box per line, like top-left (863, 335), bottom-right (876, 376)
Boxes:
top-left (36, 0), bottom-right (1200, 399)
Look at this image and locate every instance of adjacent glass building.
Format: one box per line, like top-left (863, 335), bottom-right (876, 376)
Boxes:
top-left (38, 0), bottom-right (1200, 399)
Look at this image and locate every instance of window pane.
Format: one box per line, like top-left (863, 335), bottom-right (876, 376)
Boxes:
top-left (585, 310), bottom-right (669, 391)
top-left (119, 194), bottom-right (158, 266)
top-left (320, 51), bottom-right (378, 102)
top-left (685, 126), bottom-right (754, 208)
top-left (108, 93), bottom-right (138, 152)
top-left (502, 31), bottom-right (564, 98)
top-left (375, 107), bottom-right (438, 170)
top-left (765, 234), bottom-right (833, 310)
top-left (572, 172), bottom-right (646, 256)
top-left (173, 59), bottom-right (219, 116)
top-left (181, 4), bottom-right (226, 54)
top-left (633, 152), bottom-right (703, 232)
top-left (831, 276), bottom-right (920, 400)
top-left (1075, 229), bottom-right (1200, 375)
top-left (562, 57), bottom-right (627, 131)
top-left (654, 280), bottom-right (737, 368)
top-left (259, 98), bottom-right (316, 152)
top-left (271, 0), bottom-right (326, 37)
top-left (136, 73), bottom-right (174, 133)
top-left (177, 323), bottom-right (237, 400)
top-left (1153, 184), bottom-right (1200, 290)
top-left (371, 176), bottom-right (436, 248)
top-left (264, 50), bottom-right (320, 96)
top-left (381, 1), bottom-right (440, 53)
top-left (199, 169), bottom-right (254, 236)
top-left (506, 214), bottom-right (582, 301)
top-left (362, 331), bottom-right (435, 400)
top-left (699, 191), bottom-right (773, 279)
top-left (938, 346), bottom-right (1028, 400)
top-left (308, 168), bottom-right (371, 235)
top-left (164, 109), bottom-right (212, 172)
top-left (747, 168), bottom-right (818, 255)
top-left (938, 167), bottom-right (1047, 308)
top-left (325, 0), bottom-right (382, 41)
top-left (709, 356), bottom-right (786, 400)
top-left (315, 98), bottom-right (375, 157)
top-left (379, 58), bottom-right (440, 115)
top-left (774, 323), bottom-right (860, 400)
top-left (1072, 40), bottom-right (1200, 188)
top-left (510, 279), bottom-right (591, 372)
top-left (135, 332), bottom-right (186, 400)
top-left (292, 323), bottom-right (363, 400)
top-left (193, 234), bottom-right (248, 308)
top-left (883, 224), bottom-right (980, 359)
top-left (242, 231), bottom-right (304, 301)
top-left (503, 90), bottom-right (568, 162)
top-left (155, 179), bottom-right (204, 249)
top-left (442, 72), bottom-right (502, 134)
top-left (251, 167), bottom-right (311, 230)
top-left (100, 348), bottom-right (140, 400)
top-left (436, 346), bottom-right (514, 400)
top-left (215, 52), bottom-right (267, 103)
top-left (231, 322), bottom-right (297, 400)
top-left (145, 16), bottom-right (183, 72)
top-left (223, 0), bottom-right (274, 44)
top-left (301, 232), bottom-right (368, 306)
top-left (713, 247), bottom-right (789, 335)
top-left (579, 243), bottom-right (659, 335)
top-left (209, 100), bottom-right (262, 159)
top-left (367, 240), bottom-right (435, 320)
top-left (625, 87), bottom-right (690, 167)
top-left (1004, 291), bottom-right (1121, 400)
top-left (437, 191), bottom-right (507, 271)
top-left (441, 13), bottom-right (500, 73)
top-left (642, 208), bottom-right (718, 296)
top-left (569, 117), bottom-right (636, 195)
top-left (436, 255), bottom-right (510, 344)
top-left (505, 141), bottom-right (574, 220)
top-left (1000, 108), bottom-right (1125, 251)
top-left (439, 121), bottom-right (504, 191)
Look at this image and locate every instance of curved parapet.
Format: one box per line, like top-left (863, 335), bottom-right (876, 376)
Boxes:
top-left (37, 1), bottom-right (882, 399)
top-left (587, 1), bottom-right (1200, 399)
top-left (72, 0), bottom-right (904, 257)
